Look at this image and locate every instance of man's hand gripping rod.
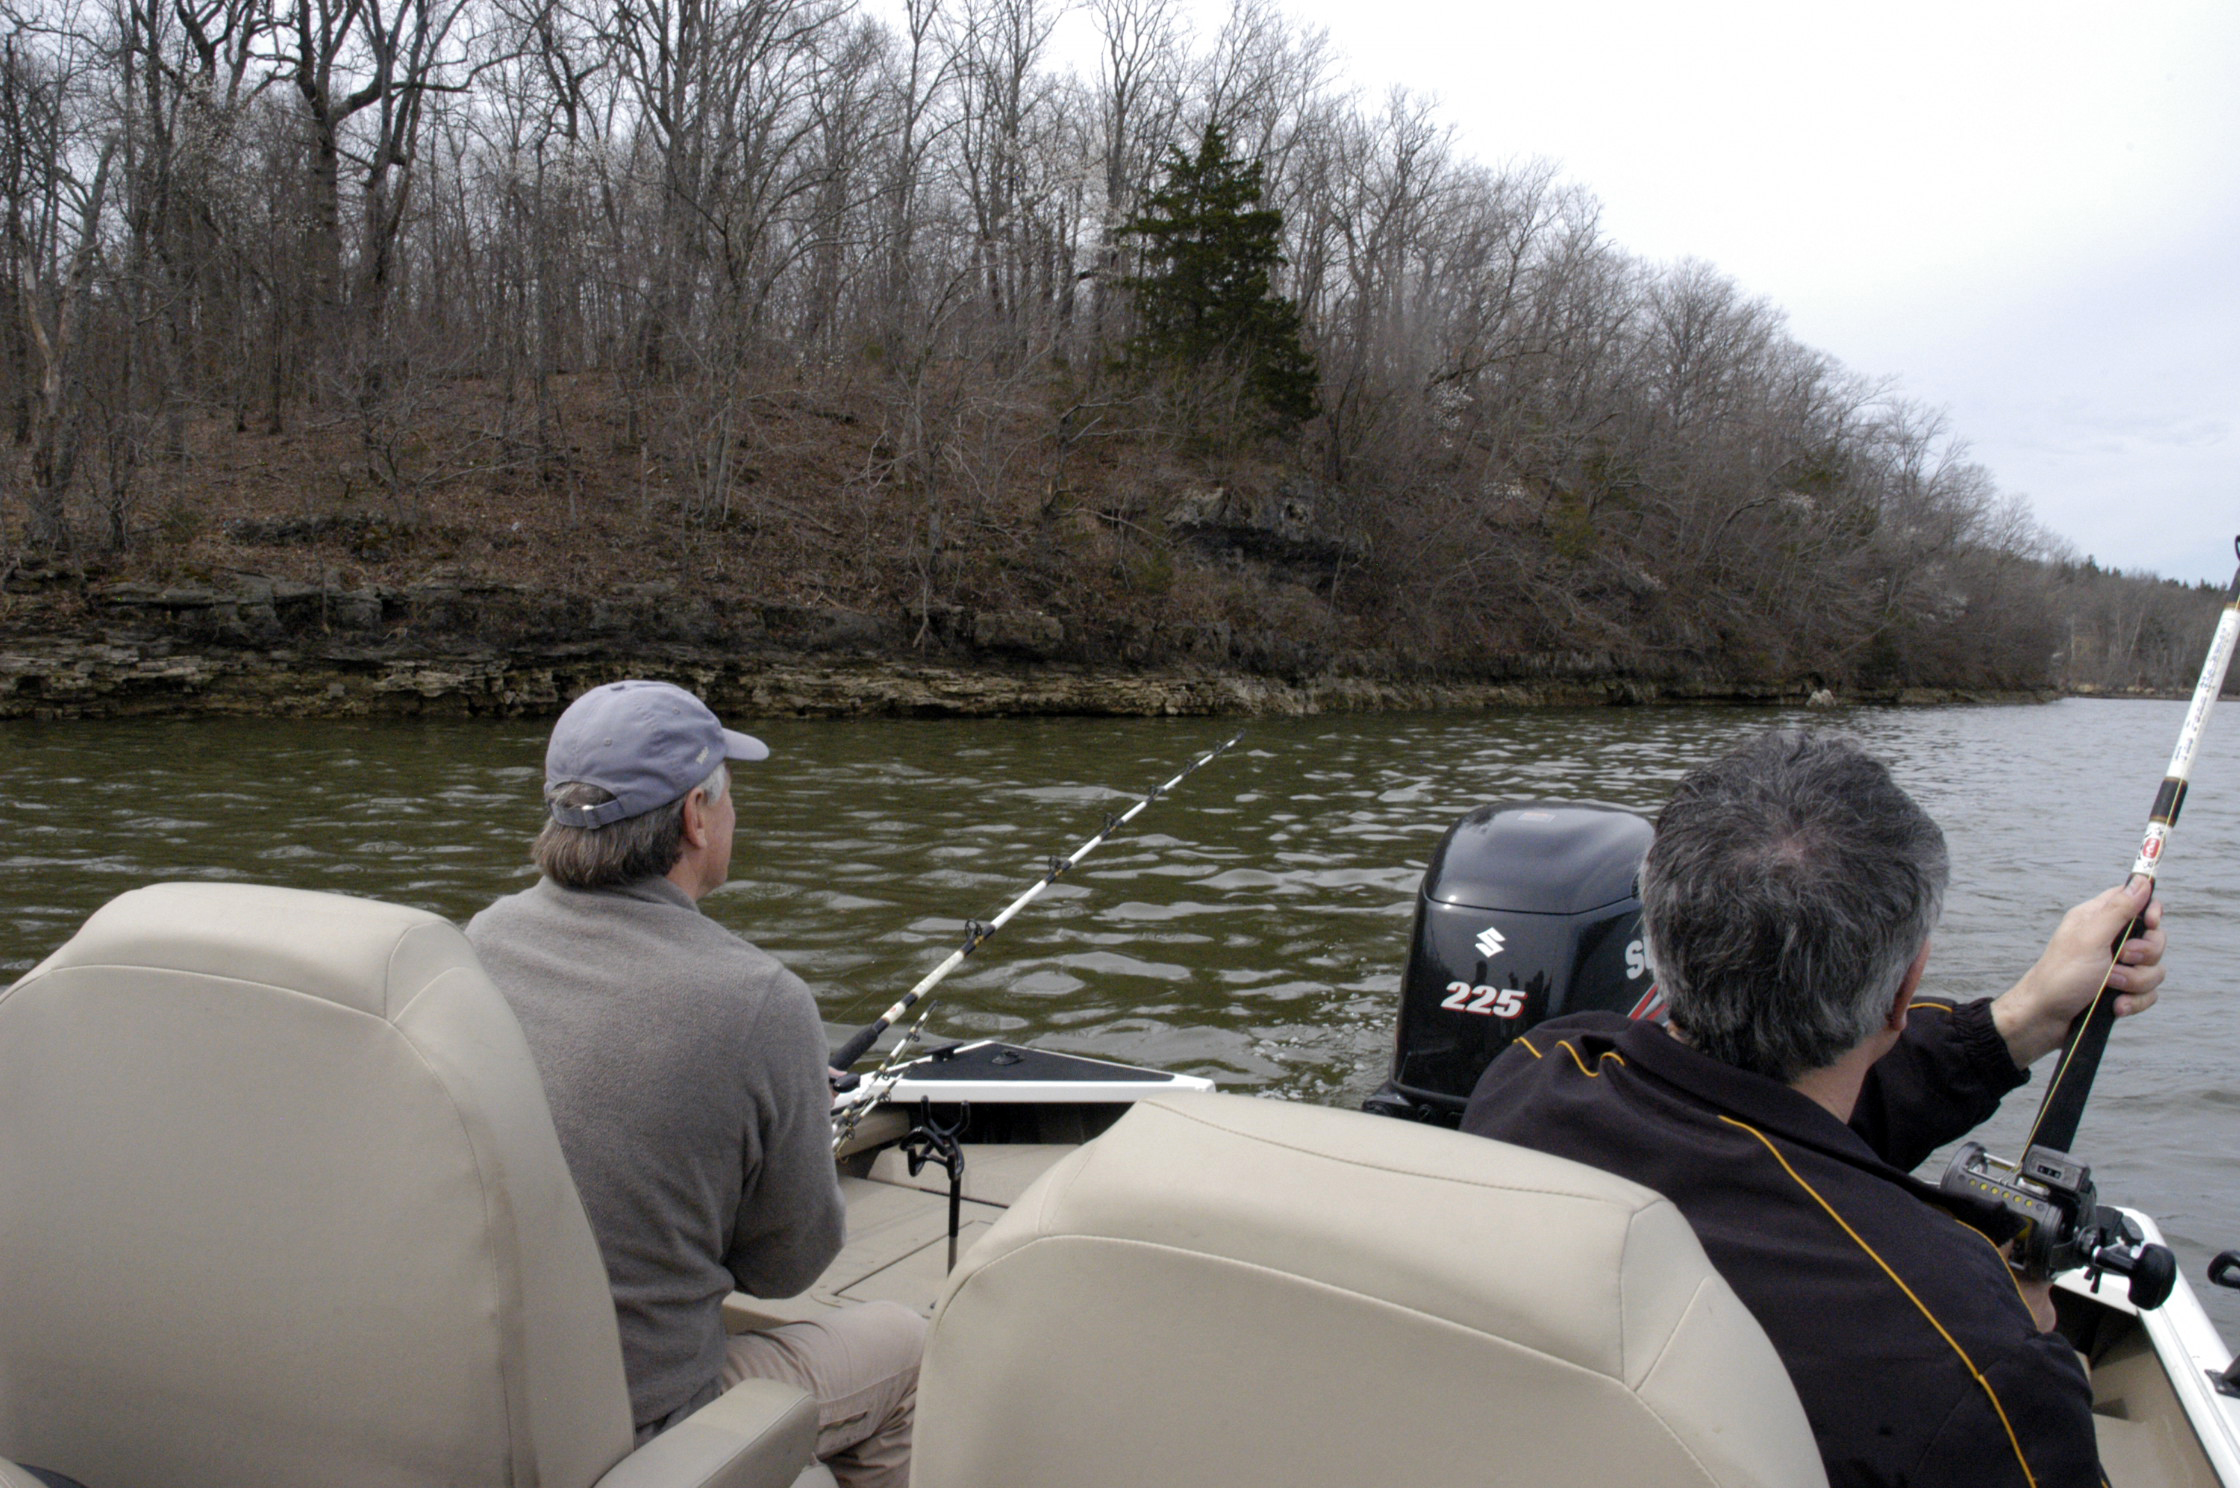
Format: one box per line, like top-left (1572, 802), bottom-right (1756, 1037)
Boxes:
top-left (1940, 536), bottom-right (2240, 1309)
top-left (830, 732), bottom-right (1244, 1147)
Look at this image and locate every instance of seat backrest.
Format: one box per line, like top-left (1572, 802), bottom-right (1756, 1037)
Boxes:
top-left (0, 883), bottom-right (635, 1488)
top-left (915, 1092), bottom-right (1827, 1488)
top-left (0, 1460), bottom-right (72, 1488)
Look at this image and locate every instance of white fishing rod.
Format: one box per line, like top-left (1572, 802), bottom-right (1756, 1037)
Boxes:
top-left (831, 731), bottom-right (1244, 1148)
top-left (2027, 535), bottom-right (2240, 1153)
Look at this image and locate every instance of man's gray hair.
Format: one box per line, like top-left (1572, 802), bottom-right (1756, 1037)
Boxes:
top-left (1641, 729), bottom-right (1948, 1082)
top-left (534, 762), bottom-right (728, 890)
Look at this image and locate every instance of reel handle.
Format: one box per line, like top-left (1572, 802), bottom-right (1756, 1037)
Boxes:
top-left (2217, 1246), bottom-right (2240, 1398)
top-left (2090, 1237), bottom-right (2177, 1312)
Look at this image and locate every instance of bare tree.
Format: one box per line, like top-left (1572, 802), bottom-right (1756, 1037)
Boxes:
top-left (1, 8), bottom-right (116, 549)
top-left (1084, 0), bottom-right (1179, 336)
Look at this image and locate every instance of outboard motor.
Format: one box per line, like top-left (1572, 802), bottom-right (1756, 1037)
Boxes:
top-left (1364, 802), bottom-right (1657, 1127)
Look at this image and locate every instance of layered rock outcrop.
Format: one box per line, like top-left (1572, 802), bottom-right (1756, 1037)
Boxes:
top-left (0, 568), bottom-right (2033, 720)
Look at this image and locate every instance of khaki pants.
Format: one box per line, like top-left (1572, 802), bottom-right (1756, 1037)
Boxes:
top-left (720, 1301), bottom-right (926, 1488)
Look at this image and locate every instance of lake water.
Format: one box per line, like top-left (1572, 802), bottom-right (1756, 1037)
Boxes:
top-left (4, 699), bottom-right (2237, 1334)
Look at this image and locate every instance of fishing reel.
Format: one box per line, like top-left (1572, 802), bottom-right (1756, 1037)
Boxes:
top-left (1941, 1141), bottom-right (2176, 1310)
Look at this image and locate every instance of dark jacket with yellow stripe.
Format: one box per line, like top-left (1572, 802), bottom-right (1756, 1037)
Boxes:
top-left (1461, 1000), bottom-right (2096, 1488)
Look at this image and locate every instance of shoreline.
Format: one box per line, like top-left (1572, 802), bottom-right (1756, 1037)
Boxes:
top-left (0, 634), bottom-right (2060, 720)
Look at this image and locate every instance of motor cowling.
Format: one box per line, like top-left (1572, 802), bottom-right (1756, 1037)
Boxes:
top-left (1364, 802), bottom-right (1657, 1126)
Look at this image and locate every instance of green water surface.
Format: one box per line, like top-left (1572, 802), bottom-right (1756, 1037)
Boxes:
top-left (6, 701), bottom-right (2237, 1332)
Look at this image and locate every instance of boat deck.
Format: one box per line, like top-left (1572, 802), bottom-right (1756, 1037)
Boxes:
top-left (724, 1140), bottom-right (1077, 1332)
top-left (723, 1029), bottom-right (1196, 1332)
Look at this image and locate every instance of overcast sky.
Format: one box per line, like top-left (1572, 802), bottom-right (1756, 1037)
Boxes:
top-left (1030, 0), bottom-right (2238, 583)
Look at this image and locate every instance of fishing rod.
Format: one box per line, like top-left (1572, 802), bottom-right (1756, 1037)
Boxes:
top-left (2028, 535), bottom-right (2240, 1154)
top-left (1940, 534), bottom-right (2240, 1307)
top-left (830, 731), bottom-right (1245, 1143)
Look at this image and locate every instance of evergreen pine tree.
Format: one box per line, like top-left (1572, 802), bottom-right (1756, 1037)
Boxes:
top-left (1120, 124), bottom-right (1318, 430)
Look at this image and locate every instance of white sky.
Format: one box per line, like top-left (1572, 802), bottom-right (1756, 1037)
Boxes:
top-left (1032, 0), bottom-right (2240, 583)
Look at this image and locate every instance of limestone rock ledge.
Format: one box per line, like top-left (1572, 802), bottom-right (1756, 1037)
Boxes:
top-left (0, 636), bottom-right (2034, 721)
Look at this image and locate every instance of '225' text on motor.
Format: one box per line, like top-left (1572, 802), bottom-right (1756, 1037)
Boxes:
top-left (1439, 982), bottom-right (1527, 1018)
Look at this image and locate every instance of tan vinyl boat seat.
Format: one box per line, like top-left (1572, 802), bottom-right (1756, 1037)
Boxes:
top-left (0, 882), bottom-right (823, 1488)
top-left (915, 1092), bottom-right (1830, 1488)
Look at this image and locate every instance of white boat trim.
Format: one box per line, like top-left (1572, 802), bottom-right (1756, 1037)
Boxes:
top-left (869, 1038), bottom-right (1216, 1105)
top-left (2059, 1207), bottom-right (2240, 1483)
top-left (882, 1072), bottom-right (1216, 1103)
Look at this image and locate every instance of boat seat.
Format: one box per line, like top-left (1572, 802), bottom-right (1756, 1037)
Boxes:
top-left (0, 882), bottom-right (823, 1488)
top-left (0, 1461), bottom-right (84, 1488)
top-left (914, 1092), bottom-right (1829, 1488)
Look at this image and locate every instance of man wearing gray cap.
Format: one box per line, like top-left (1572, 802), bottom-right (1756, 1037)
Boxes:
top-left (466, 680), bottom-right (923, 1487)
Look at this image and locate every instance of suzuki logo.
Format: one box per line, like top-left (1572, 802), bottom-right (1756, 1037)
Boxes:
top-left (1474, 926), bottom-right (1506, 958)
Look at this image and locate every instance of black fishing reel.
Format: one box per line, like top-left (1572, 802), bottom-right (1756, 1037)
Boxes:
top-left (1941, 1141), bottom-right (2176, 1310)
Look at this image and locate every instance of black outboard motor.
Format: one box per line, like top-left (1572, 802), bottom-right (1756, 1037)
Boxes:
top-left (1364, 802), bottom-right (1656, 1127)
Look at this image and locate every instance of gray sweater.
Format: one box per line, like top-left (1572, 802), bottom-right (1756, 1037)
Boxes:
top-left (466, 876), bottom-right (846, 1430)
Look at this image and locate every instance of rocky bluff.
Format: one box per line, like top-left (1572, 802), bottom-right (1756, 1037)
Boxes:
top-left (0, 488), bottom-right (2013, 720)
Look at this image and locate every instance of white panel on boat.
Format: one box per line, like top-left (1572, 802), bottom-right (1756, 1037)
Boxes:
top-left (880, 1039), bottom-right (1214, 1105)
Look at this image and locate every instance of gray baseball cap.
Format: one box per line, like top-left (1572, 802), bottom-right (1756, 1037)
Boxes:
top-left (544, 680), bottom-right (769, 828)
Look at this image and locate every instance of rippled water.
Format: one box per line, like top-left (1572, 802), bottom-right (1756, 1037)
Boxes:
top-left (4, 701), bottom-right (2237, 1334)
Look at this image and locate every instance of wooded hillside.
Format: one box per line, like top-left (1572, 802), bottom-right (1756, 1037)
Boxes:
top-left (0, 0), bottom-right (2218, 694)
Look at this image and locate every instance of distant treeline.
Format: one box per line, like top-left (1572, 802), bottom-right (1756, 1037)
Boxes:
top-left (2050, 560), bottom-right (2233, 695)
top-left (0, 0), bottom-right (2216, 692)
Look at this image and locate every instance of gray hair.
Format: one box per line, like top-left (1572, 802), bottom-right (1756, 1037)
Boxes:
top-left (533, 762), bottom-right (728, 890)
top-left (1641, 730), bottom-right (1947, 1082)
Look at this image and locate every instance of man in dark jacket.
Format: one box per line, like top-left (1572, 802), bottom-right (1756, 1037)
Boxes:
top-left (1463, 729), bottom-right (2164, 1488)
